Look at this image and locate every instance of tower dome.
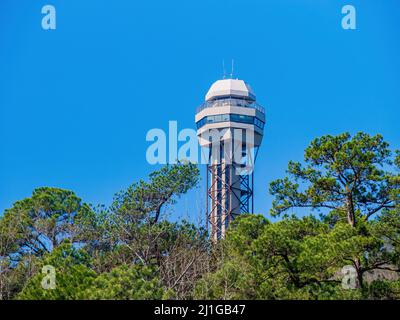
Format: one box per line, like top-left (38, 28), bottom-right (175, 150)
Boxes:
top-left (205, 79), bottom-right (256, 101)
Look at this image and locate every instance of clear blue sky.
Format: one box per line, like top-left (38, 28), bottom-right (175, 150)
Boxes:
top-left (1, 0), bottom-right (399, 222)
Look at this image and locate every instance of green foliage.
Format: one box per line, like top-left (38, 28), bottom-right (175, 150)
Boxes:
top-left (17, 243), bottom-right (96, 300)
top-left (196, 215), bottom-right (364, 299)
top-left (100, 163), bottom-right (202, 269)
top-left (266, 132), bottom-right (400, 293)
top-left (362, 279), bottom-right (400, 300)
top-left (198, 215), bottom-right (269, 299)
top-left (111, 162), bottom-right (199, 225)
top-left (269, 132), bottom-right (399, 226)
top-left (0, 255), bottom-right (40, 300)
top-left (0, 162), bottom-right (203, 300)
top-left (82, 264), bottom-right (167, 300)
top-left (395, 150), bottom-right (400, 170)
top-left (197, 133), bottom-right (400, 299)
top-left (1, 136), bottom-right (400, 301)
top-left (0, 187), bottom-right (90, 258)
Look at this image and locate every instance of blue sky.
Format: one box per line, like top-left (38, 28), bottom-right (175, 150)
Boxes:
top-left (1, 0), bottom-right (399, 222)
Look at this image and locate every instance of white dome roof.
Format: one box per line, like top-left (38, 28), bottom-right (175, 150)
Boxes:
top-left (205, 79), bottom-right (256, 101)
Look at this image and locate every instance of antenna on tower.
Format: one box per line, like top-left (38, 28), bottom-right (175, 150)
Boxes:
top-left (222, 59), bottom-right (226, 79)
top-left (230, 59), bottom-right (234, 79)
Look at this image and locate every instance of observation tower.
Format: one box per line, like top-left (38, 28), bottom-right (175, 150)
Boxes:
top-left (195, 79), bottom-right (265, 241)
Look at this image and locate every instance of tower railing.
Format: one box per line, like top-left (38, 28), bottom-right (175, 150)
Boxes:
top-left (196, 98), bottom-right (265, 114)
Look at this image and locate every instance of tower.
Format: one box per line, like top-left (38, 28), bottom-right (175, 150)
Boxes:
top-left (196, 79), bottom-right (265, 241)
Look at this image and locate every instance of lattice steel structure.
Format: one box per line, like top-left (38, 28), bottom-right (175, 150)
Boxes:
top-left (196, 79), bottom-right (265, 241)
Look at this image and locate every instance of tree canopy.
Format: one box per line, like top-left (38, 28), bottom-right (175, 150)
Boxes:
top-left (1, 133), bottom-right (400, 300)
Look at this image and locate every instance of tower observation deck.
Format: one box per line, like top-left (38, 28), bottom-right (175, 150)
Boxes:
top-left (195, 79), bottom-right (265, 241)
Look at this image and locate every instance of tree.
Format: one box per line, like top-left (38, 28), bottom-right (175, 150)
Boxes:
top-left (4, 143), bottom-right (398, 300)
top-left (17, 243), bottom-right (96, 300)
top-left (269, 132), bottom-right (400, 289)
top-left (82, 264), bottom-right (167, 300)
top-left (0, 187), bottom-right (90, 259)
top-left (111, 162), bottom-right (199, 226)
top-left (270, 132), bottom-right (399, 226)
top-left (195, 215), bottom-right (269, 300)
top-left (0, 188), bottom-right (93, 299)
top-left (0, 163), bottom-right (205, 300)
top-left (195, 214), bottom-right (364, 300)
top-left (0, 255), bottom-right (40, 300)
top-left (158, 221), bottom-right (210, 299)
top-left (102, 163), bottom-right (201, 267)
